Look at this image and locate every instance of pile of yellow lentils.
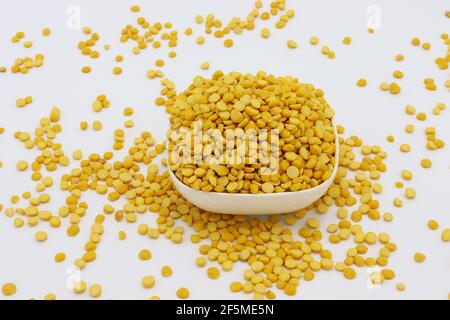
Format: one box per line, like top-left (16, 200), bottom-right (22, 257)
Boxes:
top-left (0, 1), bottom-right (449, 300)
top-left (168, 71), bottom-right (337, 194)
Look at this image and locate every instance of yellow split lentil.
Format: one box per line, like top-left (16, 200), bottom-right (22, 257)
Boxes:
top-left (414, 252), bottom-right (426, 263)
top-left (161, 265), bottom-right (173, 277)
top-left (223, 39), bottom-right (234, 48)
top-left (200, 62), bottom-right (210, 70)
top-left (389, 82), bottom-right (401, 94)
top-left (2, 283), bottom-right (17, 296)
top-left (396, 282), bottom-right (406, 291)
top-left (35, 230), bottom-right (48, 242)
top-left (442, 229), bottom-right (450, 242)
top-left (405, 188), bottom-right (416, 199)
top-left (395, 54), bottom-right (404, 62)
top-left (141, 275), bottom-right (156, 288)
top-left (44, 293), bottom-right (56, 300)
top-left (92, 120), bottom-right (103, 131)
top-left (89, 284), bottom-right (102, 298)
top-left (176, 287), bottom-right (189, 299)
top-left (393, 70), bottom-right (403, 79)
top-left (196, 257), bottom-right (207, 268)
top-left (287, 40), bottom-right (298, 49)
top-left (420, 158), bottom-right (432, 168)
top-left (42, 28), bottom-right (51, 37)
top-left (81, 66), bottom-right (91, 74)
top-left (16, 160), bottom-right (29, 171)
top-left (113, 67), bottom-right (122, 75)
top-left (73, 281), bottom-right (87, 294)
top-left (54, 252), bottom-right (66, 263)
top-left (260, 28), bottom-right (270, 38)
top-left (427, 220), bottom-right (439, 230)
top-left (207, 267), bottom-right (220, 279)
top-left (310, 36), bottom-right (319, 45)
top-left (356, 79), bottom-right (367, 87)
top-left (139, 249), bottom-right (152, 260)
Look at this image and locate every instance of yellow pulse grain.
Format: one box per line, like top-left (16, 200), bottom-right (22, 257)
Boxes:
top-left (343, 268), bottom-right (356, 279)
top-left (196, 36), bottom-right (205, 44)
top-left (411, 37), bottom-right (421, 46)
top-left (399, 144), bottom-right (411, 153)
top-left (405, 188), bottom-right (416, 199)
top-left (72, 150), bottom-right (83, 160)
top-left (44, 293), bottom-right (56, 300)
top-left (35, 231), bottom-right (48, 242)
top-left (310, 36), bottom-right (319, 45)
top-left (176, 287), bottom-right (190, 299)
top-left (123, 107), bottom-right (134, 116)
top-left (54, 252), bottom-right (66, 263)
top-left (427, 220), bottom-right (439, 230)
top-left (113, 67), bottom-right (122, 75)
top-left (420, 158), bottom-right (432, 168)
top-left (81, 66), bottom-right (91, 74)
top-left (422, 43), bottom-right (431, 50)
top-left (2, 283), bottom-right (17, 296)
top-left (401, 170), bottom-right (413, 180)
top-left (42, 28), bottom-right (51, 37)
top-left (393, 198), bottom-right (403, 207)
top-left (356, 79), bottom-right (367, 87)
top-left (405, 105), bottom-right (416, 115)
top-left (414, 252), bottom-right (426, 263)
top-left (80, 121), bottom-right (88, 131)
top-left (223, 39), bottom-right (234, 48)
top-left (196, 257), bottom-right (207, 267)
top-left (230, 282), bottom-right (243, 293)
top-left (92, 120), bottom-right (103, 131)
top-left (16, 160), bottom-right (29, 171)
top-left (287, 40), bottom-right (298, 49)
top-left (396, 282), bottom-right (406, 291)
top-left (118, 231), bottom-right (127, 240)
top-left (124, 120), bottom-right (134, 128)
top-left (395, 54), bottom-right (404, 62)
top-left (138, 249), bottom-right (152, 260)
top-left (260, 28), bottom-right (270, 38)
top-left (442, 229), bottom-right (450, 241)
top-left (389, 82), bottom-right (401, 94)
top-left (73, 281), bottom-right (87, 294)
top-left (200, 62), bottom-right (210, 70)
top-left (141, 276), bottom-right (156, 288)
top-left (383, 212), bottom-right (394, 222)
top-left (89, 284), bottom-right (102, 298)
top-left (161, 265), bottom-right (173, 277)
top-left (393, 70), bottom-right (404, 79)
top-left (416, 112), bottom-right (427, 121)
top-left (130, 5), bottom-right (140, 12)
top-left (207, 267), bottom-right (220, 279)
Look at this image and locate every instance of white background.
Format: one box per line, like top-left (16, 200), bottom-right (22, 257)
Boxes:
top-left (0, 0), bottom-right (449, 300)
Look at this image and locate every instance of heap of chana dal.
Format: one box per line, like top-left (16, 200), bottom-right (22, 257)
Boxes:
top-left (168, 71), bottom-right (337, 194)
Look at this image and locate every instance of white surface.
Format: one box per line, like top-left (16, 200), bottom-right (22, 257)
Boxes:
top-left (0, 0), bottom-right (449, 300)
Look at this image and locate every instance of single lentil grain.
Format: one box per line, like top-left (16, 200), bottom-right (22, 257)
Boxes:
top-left (414, 252), bottom-right (426, 263)
top-left (89, 284), bottom-right (102, 298)
top-left (176, 287), bottom-right (189, 299)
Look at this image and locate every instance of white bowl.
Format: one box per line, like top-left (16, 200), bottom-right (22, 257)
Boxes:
top-left (169, 132), bottom-right (339, 215)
